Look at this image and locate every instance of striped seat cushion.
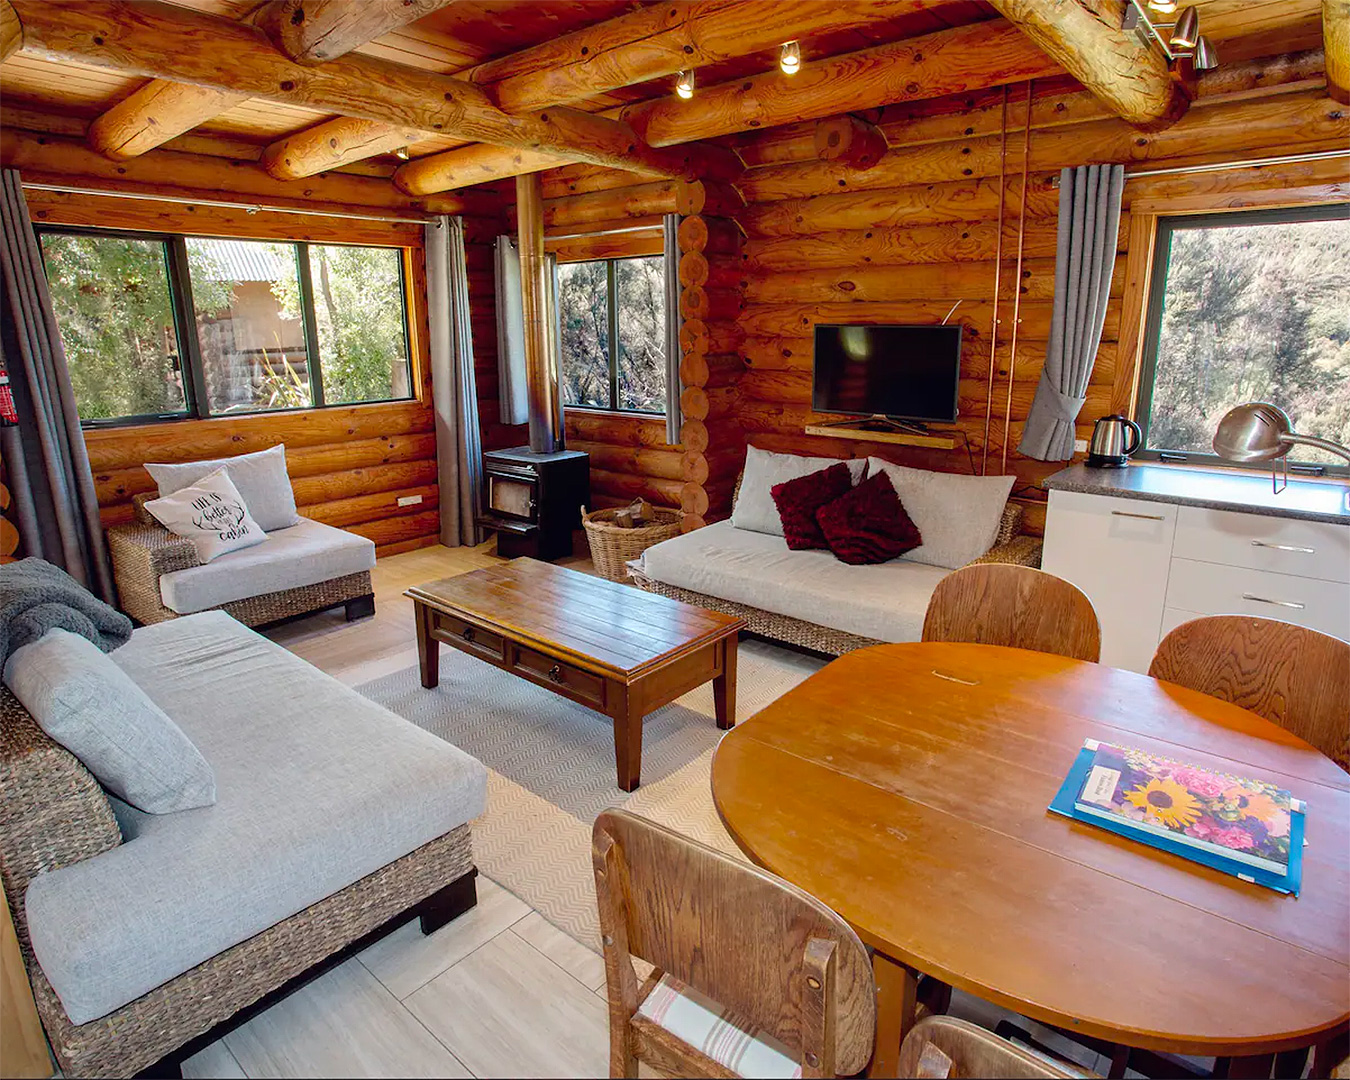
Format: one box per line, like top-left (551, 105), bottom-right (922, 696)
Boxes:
top-left (637, 974), bottom-right (802, 1079)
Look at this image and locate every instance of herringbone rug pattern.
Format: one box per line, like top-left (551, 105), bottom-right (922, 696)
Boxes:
top-left (358, 639), bottom-right (822, 948)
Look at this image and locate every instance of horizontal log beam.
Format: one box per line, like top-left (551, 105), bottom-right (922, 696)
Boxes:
top-left (1, 0), bottom-right (19, 62)
top-left (1328, 0), bottom-right (1350, 104)
top-left (88, 82), bottom-right (247, 161)
top-left (13, 0), bottom-right (740, 182)
top-left (985, 0), bottom-right (1187, 129)
top-left (261, 117), bottom-right (422, 180)
top-left (258, 0), bottom-right (458, 66)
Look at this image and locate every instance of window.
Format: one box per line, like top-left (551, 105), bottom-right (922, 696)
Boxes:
top-left (1136, 204), bottom-right (1350, 474)
top-left (39, 226), bottom-right (413, 427)
top-left (558, 256), bottom-right (666, 414)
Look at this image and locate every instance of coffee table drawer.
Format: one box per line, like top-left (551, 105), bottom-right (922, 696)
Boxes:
top-left (513, 645), bottom-right (606, 708)
top-left (434, 612), bottom-right (505, 662)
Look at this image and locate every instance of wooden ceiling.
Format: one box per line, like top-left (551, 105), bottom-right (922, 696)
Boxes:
top-left (0, 0), bottom-right (1332, 183)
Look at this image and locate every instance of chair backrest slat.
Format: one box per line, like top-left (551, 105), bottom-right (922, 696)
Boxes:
top-left (899, 1017), bottom-right (1075, 1078)
top-left (922, 564), bottom-right (1101, 663)
top-left (593, 809), bottom-right (875, 1077)
top-left (1149, 615), bottom-right (1350, 771)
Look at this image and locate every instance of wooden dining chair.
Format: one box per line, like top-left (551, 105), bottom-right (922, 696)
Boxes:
top-left (1149, 615), bottom-right (1350, 772)
top-left (592, 809), bottom-right (876, 1079)
top-left (898, 1017), bottom-right (1078, 1078)
top-left (921, 563), bottom-right (1102, 663)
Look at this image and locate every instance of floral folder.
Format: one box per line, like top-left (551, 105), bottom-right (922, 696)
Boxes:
top-left (1049, 740), bottom-right (1305, 895)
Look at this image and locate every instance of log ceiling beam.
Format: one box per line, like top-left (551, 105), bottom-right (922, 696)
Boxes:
top-left (984, 0), bottom-right (1188, 129)
top-left (1326, 0), bottom-right (1350, 103)
top-left (256, 0), bottom-right (460, 66)
top-left (12, 0), bottom-right (742, 182)
top-left (89, 83), bottom-right (247, 160)
top-left (1, 0), bottom-right (21, 63)
top-left (263, 0), bottom-right (948, 182)
top-left (395, 18), bottom-right (1061, 194)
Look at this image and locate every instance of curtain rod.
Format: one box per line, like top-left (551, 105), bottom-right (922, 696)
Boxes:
top-left (1052, 149), bottom-right (1350, 186)
top-left (20, 182), bottom-right (437, 226)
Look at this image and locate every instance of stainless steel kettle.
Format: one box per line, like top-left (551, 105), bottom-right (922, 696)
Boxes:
top-left (1086, 414), bottom-right (1142, 467)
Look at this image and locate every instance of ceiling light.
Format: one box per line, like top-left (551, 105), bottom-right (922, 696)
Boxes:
top-left (780, 41), bottom-right (801, 75)
top-left (1169, 6), bottom-right (1199, 49)
top-left (393, 146), bottom-right (411, 160)
top-left (675, 70), bottom-right (694, 99)
top-left (1192, 35), bottom-right (1218, 71)
top-left (1146, 0), bottom-right (1176, 12)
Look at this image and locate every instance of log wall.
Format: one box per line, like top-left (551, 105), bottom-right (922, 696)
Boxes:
top-left (5, 134), bottom-right (510, 557)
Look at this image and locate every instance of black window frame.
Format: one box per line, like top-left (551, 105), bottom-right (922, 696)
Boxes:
top-left (1133, 202), bottom-right (1350, 479)
top-left (36, 225), bottom-right (415, 429)
top-left (559, 254), bottom-right (667, 417)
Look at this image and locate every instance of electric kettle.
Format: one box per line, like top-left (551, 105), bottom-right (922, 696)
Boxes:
top-left (1086, 414), bottom-right (1142, 467)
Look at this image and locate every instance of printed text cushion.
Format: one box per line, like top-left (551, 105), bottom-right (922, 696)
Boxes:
top-left (868, 458), bottom-right (1015, 569)
top-left (144, 468), bottom-right (267, 563)
top-left (771, 462), bottom-right (855, 550)
top-left (816, 470), bottom-right (923, 566)
top-left (731, 447), bottom-right (867, 537)
top-left (146, 444), bottom-right (300, 533)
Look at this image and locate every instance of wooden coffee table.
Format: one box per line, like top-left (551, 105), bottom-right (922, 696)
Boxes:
top-left (407, 558), bottom-right (744, 792)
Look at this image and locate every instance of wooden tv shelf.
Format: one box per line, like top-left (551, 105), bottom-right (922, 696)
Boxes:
top-left (804, 424), bottom-right (957, 450)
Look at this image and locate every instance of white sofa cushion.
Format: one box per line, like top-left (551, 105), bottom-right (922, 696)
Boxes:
top-left (143, 467), bottom-right (267, 563)
top-left (3, 629), bottom-right (216, 814)
top-left (24, 612), bottom-right (488, 1025)
top-left (158, 516), bottom-right (375, 614)
top-left (146, 444), bottom-right (300, 533)
top-left (868, 459), bottom-right (1015, 570)
top-left (637, 521), bottom-right (949, 643)
top-left (730, 447), bottom-right (867, 537)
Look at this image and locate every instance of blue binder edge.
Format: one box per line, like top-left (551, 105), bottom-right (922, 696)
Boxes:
top-left (1048, 745), bottom-right (1304, 896)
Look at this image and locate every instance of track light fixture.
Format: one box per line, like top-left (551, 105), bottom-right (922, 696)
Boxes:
top-left (1169, 6), bottom-right (1199, 49)
top-left (779, 41), bottom-right (801, 75)
top-left (1193, 35), bottom-right (1218, 71)
top-left (393, 146), bottom-right (411, 161)
top-left (675, 69), bottom-right (694, 99)
top-left (1122, 0), bottom-right (1217, 73)
top-left (1146, 0), bottom-right (1176, 11)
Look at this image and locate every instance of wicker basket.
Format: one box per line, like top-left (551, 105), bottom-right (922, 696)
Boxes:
top-left (582, 505), bottom-right (683, 582)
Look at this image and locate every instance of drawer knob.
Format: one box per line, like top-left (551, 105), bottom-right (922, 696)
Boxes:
top-left (1250, 540), bottom-right (1315, 554)
top-left (1242, 593), bottom-right (1307, 610)
top-left (547, 664), bottom-right (564, 684)
top-left (462, 626), bottom-right (476, 643)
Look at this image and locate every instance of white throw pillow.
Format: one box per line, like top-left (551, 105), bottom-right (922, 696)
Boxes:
top-left (868, 458), bottom-right (1015, 569)
top-left (731, 446), bottom-right (867, 537)
top-left (3, 629), bottom-right (216, 814)
top-left (144, 468), bottom-right (268, 563)
top-left (146, 444), bottom-right (299, 532)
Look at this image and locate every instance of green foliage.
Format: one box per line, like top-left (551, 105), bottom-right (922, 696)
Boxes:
top-left (559, 260), bottom-right (610, 408)
top-left (309, 244), bottom-right (410, 404)
top-left (1149, 216), bottom-right (1350, 466)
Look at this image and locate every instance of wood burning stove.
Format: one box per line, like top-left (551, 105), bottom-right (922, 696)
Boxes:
top-left (478, 446), bottom-right (589, 561)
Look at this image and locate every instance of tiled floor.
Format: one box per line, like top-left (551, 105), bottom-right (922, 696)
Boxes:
top-left (182, 542), bottom-right (1124, 1079)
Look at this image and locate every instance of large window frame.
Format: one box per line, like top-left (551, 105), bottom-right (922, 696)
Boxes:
top-left (1133, 202), bottom-right (1350, 478)
top-left (36, 224), bottom-right (414, 429)
top-left (559, 254), bottom-right (667, 418)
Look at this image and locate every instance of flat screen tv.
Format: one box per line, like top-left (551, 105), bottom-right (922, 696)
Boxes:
top-left (812, 323), bottom-right (962, 423)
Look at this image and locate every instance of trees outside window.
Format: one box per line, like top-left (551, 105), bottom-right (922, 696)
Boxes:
top-left (1138, 204), bottom-right (1350, 472)
top-left (558, 255), bottom-right (666, 414)
top-left (38, 225), bottom-right (413, 427)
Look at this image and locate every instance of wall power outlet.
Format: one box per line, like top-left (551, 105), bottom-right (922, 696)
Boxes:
top-left (397, 494), bottom-right (424, 507)
top-left (1073, 438), bottom-right (1088, 453)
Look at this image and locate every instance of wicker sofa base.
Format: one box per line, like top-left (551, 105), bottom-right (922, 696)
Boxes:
top-left (26, 824), bottom-right (476, 1079)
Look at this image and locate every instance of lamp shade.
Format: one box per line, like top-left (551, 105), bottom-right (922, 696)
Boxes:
top-left (1213, 401), bottom-right (1350, 465)
top-left (1193, 35), bottom-right (1218, 70)
top-left (1170, 6), bottom-right (1199, 49)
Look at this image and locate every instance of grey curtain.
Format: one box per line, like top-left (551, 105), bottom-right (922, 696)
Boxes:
top-left (0, 169), bottom-right (116, 601)
top-left (663, 213), bottom-right (683, 445)
top-left (1019, 163), bottom-right (1125, 461)
top-left (494, 234), bottom-right (528, 426)
top-left (426, 216), bottom-right (482, 547)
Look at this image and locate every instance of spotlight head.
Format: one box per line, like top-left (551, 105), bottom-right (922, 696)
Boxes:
top-left (1170, 5), bottom-right (1199, 49)
top-left (675, 69), bottom-right (694, 99)
top-left (1147, 0), bottom-right (1176, 12)
top-left (393, 146), bottom-right (411, 161)
top-left (780, 41), bottom-right (801, 75)
top-left (1193, 34), bottom-right (1218, 71)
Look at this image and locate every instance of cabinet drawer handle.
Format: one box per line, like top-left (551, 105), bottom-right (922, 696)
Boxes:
top-left (1250, 540), bottom-right (1315, 554)
top-left (462, 626), bottom-right (476, 643)
top-left (1110, 510), bottom-right (1165, 521)
top-left (547, 664), bottom-right (565, 684)
top-left (1241, 593), bottom-right (1306, 610)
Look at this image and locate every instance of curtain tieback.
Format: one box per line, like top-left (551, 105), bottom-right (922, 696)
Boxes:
top-left (1034, 372), bottom-right (1087, 422)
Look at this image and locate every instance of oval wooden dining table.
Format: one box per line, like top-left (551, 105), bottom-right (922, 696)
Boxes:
top-left (710, 642), bottom-right (1350, 1078)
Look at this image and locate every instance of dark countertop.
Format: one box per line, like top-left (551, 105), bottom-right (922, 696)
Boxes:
top-left (1042, 462), bottom-right (1350, 526)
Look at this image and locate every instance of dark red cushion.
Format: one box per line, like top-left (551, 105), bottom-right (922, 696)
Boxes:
top-left (771, 462), bottom-right (856, 550)
top-left (815, 470), bottom-right (923, 565)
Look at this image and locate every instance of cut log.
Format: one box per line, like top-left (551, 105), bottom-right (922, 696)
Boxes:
top-left (397, 145), bottom-right (572, 194)
top-left (542, 181), bottom-right (677, 228)
top-left (618, 19), bottom-right (1061, 147)
top-left (1328, 0), bottom-right (1350, 104)
top-left (258, 0), bottom-right (459, 65)
top-left (568, 441), bottom-right (686, 481)
top-left (12, 0), bottom-right (740, 182)
top-left (679, 319), bottom-right (744, 357)
top-left (679, 418), bottom-right (742, 453)
top-left (680, 286), bottom-right (743, 323)
top-left (564, 410), bottom-right (674, 448)
top-left (291, 460), bottom-right (438, 506)
top-left (679, 351), bottom-right (744, 390)
top-left (985, 0), bottom-right (1187, 129)
top-left (677, 252), bottom-right (745, 290)
top-left (678, 215), bottom-right (744, 255)
top-left (674, 180), bottom-right (745, 217)
top-left (0, 1), bottom-right (19, 62)
top-left (261, 117), bottom-right (421, 180)
top-left (590, 468), bottom-right (685, 507)
top-left (88, 83), bottom-right (246, 161)
top-left (679, 385), bottom-right (737, 422)
top-left (681, 444), bottom-right (745, 484)
top-left (346, 510), bottom-right (441, 548)
top-left (546, 227), bottom-right (664, 263)
top-left (813, 115), bottom-right (889, 171)
top-left (303, 485), bottom-right (440, 528)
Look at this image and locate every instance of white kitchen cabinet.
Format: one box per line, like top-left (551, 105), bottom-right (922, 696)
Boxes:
top-left (1043, 487), bottom-right (1350, 673)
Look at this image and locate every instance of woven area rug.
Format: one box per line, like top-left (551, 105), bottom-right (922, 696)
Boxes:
top-left (357, 639), bottom-right (823, 950)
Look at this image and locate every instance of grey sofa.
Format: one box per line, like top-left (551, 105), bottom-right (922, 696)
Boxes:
top-left (0, 611), bottom-right (486, 1078)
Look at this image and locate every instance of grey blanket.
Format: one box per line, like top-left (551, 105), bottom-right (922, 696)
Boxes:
top-left (0, 558), bottom-right (133, 665)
